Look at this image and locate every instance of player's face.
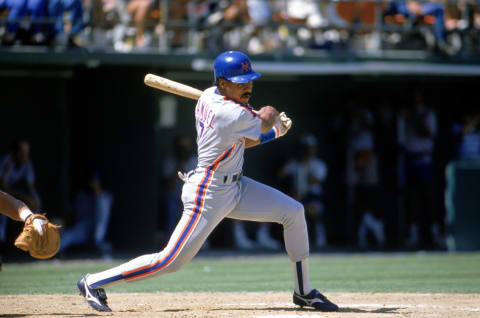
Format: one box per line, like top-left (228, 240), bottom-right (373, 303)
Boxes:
top-left (219, 78), bottom-right (253, 104)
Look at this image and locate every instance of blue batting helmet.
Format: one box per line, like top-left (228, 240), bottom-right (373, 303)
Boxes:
top-left (214, 51), bottom-right (261, 84)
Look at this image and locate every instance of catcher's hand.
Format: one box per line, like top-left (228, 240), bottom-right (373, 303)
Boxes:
top-left (14, 214), bottom-right (61, 259)
top-left (274, 112), bottom-right (293, 137)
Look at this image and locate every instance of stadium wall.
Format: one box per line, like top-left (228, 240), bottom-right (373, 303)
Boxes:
top-left (1, 61), bottom-right (479, 250)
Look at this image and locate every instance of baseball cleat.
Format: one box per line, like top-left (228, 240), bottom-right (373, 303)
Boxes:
top-left (77, 274), bottom-right (112, 312)
top-left (293, 289), bottom-right (339, 312)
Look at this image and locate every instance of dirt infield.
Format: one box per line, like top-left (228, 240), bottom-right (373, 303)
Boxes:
top-left (2, 292), bottom-right (480, 317)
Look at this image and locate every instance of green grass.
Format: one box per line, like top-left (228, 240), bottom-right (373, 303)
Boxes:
top-left (1, 252), bottom-right (479, 295)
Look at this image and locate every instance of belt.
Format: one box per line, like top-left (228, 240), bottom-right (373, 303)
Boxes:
top-left (193, 169), bottom-right (243, 184)
top-left (223, 172), bottom-right (243, 184)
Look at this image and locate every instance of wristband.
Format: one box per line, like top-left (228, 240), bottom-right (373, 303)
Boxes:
top-left (20, 209), bottom-right (33, 222)
top-left (260, 127), bottom-right (279, 144)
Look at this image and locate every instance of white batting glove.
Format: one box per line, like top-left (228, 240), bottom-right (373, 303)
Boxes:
top-left (274, 112), bottom-right (292, 137)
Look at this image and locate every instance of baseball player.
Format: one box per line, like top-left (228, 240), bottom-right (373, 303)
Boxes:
top-left (77, 51), bottom-right (339, 312)
top-left (0, 190), bottom-right (46, 270)
top-left (0, 190), bottom-right (45, 234)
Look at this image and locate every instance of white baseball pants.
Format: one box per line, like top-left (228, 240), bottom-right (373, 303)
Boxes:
top-left (87, 170), bottom-right (310, 290)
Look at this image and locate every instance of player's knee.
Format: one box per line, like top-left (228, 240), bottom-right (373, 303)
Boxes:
top-left (283, 200), bottom-right (305, 224)
top-left (291, 200), bottom-right (305, 217)
top-left (165, 261), bottom-right (184, 274)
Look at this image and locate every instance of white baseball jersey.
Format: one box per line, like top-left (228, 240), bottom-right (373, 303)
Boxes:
top-left (86, 87), bottom-right (310, 297)
top-left (195, 86), bottom-right (261, 174)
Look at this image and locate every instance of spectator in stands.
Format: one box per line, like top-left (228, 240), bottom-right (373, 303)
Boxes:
top-left (278, 133), bottom-right (329, 249)
top-left (125, 0), bottom-right (157, 49)
top-left (347, 108), bottom-right (385, 249)
top-left (399, 90), bottom-right (440, 249)
top-left (59, 170), bottom-right (113, 257)
top-left (271, 0), bottom-right (327, 51)
top-left (165, 0), bottom-right (188, 49)
top-left (0, 0), bottom-right (47, 45)
top-left (47, 0), bottom-right (86, 47)
top-left (0, 139), bottom-right (40, 249)
top-left (90, 0), bottom-right (128, 49)
top-left (219, 0), bottom-right (274, 54)
top-left (383, 0), bottom-right (448, 52)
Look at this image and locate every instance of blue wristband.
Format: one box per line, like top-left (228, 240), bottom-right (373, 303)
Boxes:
top-left (260, 128), bottom-right (277, 144)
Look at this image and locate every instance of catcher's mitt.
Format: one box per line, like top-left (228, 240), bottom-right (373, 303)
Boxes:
top-left (14, 214), bottom-right (61, 259)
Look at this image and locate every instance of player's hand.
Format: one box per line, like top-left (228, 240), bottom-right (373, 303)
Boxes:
top-left (32, 216), bottom-right (47, 235)
top-left (14, 213), bottom-right (61, 259)
top-left (274, 112), bottom-right (292, 137)
top-left (257, 106), bottom-right (279, 133)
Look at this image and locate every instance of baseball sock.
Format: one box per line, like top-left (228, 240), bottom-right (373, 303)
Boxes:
top-left (292, 258), bottom-right (312, 295)
top-left (86, 266), bottom-right (124, 288)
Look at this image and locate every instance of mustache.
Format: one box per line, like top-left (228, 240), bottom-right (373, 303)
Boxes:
top-left (241, 92), bottom-right (251, 98)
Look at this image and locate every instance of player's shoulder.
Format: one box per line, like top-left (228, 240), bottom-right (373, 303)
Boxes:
top-left (200, 87), bottom-right (226, 103)
top-left (216, 94), bottom-right (256, 119)
top-left (201, 86), bottom-right (218, 98)
top-left (205, 87), bottom-right (256, 118)
top-left (229, 99), bottom-right (257, 119)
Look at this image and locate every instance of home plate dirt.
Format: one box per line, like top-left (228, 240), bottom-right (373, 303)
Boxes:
top-left (2, 292), bottom-right (480, 317)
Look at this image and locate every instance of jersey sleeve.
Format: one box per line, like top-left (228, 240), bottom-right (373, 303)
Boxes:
top-left (233, 108), bottom-right (261, 140)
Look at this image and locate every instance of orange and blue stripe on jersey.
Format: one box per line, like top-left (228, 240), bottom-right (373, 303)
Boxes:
top-left (90, 144), bottom-right (237, 288)
top-left (224, 97), bottom-right (257, 117)
top-left (213, 88), bottom-right (256, 117)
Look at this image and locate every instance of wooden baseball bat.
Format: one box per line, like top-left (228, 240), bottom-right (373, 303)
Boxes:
top-left (144, 73), bottom-right (203, 100)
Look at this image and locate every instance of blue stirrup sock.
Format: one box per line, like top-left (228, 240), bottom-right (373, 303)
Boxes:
top-left (292, 259), bottom-right (312, 295)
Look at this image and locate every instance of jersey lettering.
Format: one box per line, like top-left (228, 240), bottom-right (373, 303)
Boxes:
top-left (195, 100), bottom-right (215, 129)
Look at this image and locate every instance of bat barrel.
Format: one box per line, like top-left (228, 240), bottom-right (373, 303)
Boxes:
top-left (144, 73), bottom-right (202, 100)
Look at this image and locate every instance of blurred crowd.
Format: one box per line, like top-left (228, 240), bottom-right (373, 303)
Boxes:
top-left (329, 90), bottom-right (480, 250)
top-left (1, 0), bottom-right (480, 55)
top-left (0, 140), bottom-right (114, 258)
top-left (1, 93), bottom-right (479, 257)
top-left (155, 92), bottom-right (479, 252)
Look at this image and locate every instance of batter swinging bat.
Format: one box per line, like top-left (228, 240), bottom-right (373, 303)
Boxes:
top-left (144, 74), bottom-right (202, 100)
top-left (144, 73), bottom-right (292, 138)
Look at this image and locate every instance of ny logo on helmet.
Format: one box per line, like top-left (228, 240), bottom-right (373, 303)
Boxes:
top-left (241, 61), bottom-right (250, 72)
